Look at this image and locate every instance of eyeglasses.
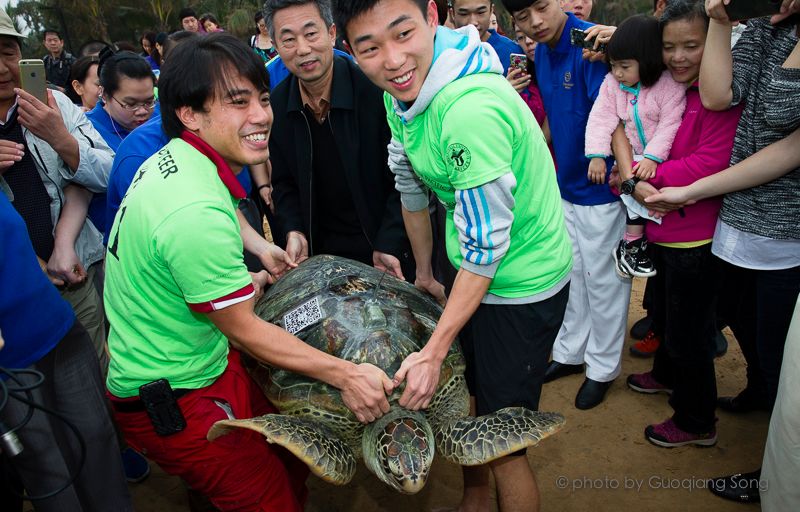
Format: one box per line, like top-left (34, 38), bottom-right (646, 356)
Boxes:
top-left (110, 95), bottom-right (157, 112)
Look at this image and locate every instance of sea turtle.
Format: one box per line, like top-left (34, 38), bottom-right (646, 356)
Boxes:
top-left (208, 255), bottom-right (565, 494)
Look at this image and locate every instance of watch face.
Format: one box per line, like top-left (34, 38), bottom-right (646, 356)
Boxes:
top-left (622, 180), bottom-right (635, 194)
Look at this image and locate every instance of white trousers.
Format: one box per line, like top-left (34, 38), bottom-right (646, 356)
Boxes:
top-left (761, 298), bottom-right (800, 511)
top-left (552, 200), bottom-right (631, 382)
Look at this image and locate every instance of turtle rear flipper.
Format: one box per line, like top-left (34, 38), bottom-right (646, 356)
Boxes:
top-left (208, 414), bottom-right (356, 485)
top-left (434, 408), bottom-right (565, 466)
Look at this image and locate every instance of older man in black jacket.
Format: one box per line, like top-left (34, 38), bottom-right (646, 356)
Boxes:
top-left (265, 0), bottom-right (411, 278)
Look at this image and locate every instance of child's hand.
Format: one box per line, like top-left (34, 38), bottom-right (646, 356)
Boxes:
top-left (587, 158), bottom-right (607, 184)
top-left (633, 158), bottom-right (658, 180)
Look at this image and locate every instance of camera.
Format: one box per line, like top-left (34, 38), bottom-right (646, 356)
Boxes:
top-left (570, 28), bottom-right (605, 53)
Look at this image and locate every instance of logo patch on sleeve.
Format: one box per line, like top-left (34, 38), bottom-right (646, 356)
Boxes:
top-left (447, 143), bottom-right (471, 172)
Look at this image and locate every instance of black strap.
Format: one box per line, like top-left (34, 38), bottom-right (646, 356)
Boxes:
top-left (110, 388), bottom-right (192, 413)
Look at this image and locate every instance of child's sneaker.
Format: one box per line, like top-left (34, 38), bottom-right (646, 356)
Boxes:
top-left (614, 238), bottom-right (657, 278)
top-left (645, 418), bottom-right (717, 448)
top-left (627, 371), bottom-right (672, 394)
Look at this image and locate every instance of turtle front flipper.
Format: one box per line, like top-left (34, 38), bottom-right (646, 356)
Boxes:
top-left (208, 414), bottom-right (356, 485)
top-left (433, 408), bottom-right (565, 466)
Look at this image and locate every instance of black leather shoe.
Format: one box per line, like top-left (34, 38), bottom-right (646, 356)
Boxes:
top-left (575, 378), bottom-right (613, 410)
top-left (708, 469), bottom-right (761, 503)
top-left (543, 361), bottom-right (583, 383)
top-left (717, 389), bottom-right (769, 413)
top-left (630, 314), bottom-right (653, 340)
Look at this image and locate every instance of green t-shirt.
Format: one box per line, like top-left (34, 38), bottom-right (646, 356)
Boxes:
top-left (385, 73), bottom-right (572, 298)
top-left (104, 139), bottom-right (252, 397)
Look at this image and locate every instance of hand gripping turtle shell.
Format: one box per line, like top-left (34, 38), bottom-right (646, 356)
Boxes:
top-left (208, 255), bottom-right (565, 494)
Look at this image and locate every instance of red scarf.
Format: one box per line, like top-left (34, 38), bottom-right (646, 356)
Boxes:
top-left (180, 130), bottom-right (247, 200)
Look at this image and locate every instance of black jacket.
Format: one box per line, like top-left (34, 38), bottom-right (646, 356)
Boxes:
top-left (270, 55), bottom-right (408, 260)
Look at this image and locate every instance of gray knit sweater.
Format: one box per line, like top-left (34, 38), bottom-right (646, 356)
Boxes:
top-left (719, 19), bottom-right (800, 240)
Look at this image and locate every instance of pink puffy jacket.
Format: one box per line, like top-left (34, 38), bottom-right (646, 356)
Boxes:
top-left (585, 70), bottom-right (686, 163)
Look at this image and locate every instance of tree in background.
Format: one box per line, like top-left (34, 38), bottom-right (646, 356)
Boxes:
top-left (8, 0), bottom-right (653, 59)
top-left (8, 0), bottom-right (262, 58)
top-left (493, 0), bottom-right (654, 33)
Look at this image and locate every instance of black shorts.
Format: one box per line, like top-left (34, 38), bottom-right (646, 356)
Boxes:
top-left (460, 283), bottom-right (569, 416)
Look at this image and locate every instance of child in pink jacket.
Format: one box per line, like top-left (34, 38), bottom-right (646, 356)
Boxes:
top-left (585, 15), bottom-right (686, 278)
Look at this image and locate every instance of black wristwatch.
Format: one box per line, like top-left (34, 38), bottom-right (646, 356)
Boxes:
top-left (621, 177), bottom-right (640, 195)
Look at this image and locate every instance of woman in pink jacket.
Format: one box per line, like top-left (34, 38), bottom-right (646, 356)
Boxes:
top-left (617, 1), bottom-right (744, 448)
top-left (585, 14), bottom-right (686, 278)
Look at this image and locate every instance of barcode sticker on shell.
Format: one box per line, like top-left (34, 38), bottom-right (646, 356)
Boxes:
top-left (283, 296), bottom-right (323, 335)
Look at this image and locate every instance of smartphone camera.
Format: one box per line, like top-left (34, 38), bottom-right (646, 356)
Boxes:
top-left (570, 27), bottom-right (605, 53)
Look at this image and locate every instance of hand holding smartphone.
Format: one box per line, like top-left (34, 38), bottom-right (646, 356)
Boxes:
top-left (570, 28), bottom-right (606, 53)
top-left (18, 59), bottom-right (48, 104)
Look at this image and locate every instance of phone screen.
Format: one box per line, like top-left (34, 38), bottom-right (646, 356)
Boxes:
top-left (509, 53), bottom-right (528, 73)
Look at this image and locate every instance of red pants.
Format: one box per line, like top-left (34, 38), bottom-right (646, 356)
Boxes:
top-left (109, 350), bottom-right (308, 511)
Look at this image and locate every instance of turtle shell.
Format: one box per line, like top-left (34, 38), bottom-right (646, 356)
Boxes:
top-left (250, 255), bottom-right (465, 453)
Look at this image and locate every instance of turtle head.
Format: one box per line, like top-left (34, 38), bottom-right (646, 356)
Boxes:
top-left (362, 408), bottom-right (435, 494)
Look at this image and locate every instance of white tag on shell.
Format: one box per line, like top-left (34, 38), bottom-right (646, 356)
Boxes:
top-left (282, 296), bottom-right (323, 335)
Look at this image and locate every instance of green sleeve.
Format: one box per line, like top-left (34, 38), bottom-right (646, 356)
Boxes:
top-left (439, 89), bottom-right (514, 190)
top-left (155, 202), bottom-right (252, 304)
top-left (383, 91), bottom-right (403, 143)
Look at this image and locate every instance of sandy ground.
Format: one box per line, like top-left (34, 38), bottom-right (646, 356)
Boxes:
top-left (125, 278), bottom-right (768, 512)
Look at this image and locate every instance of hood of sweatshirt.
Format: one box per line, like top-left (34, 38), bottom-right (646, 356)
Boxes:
top-left (391, 24), bottom-right (503, 124)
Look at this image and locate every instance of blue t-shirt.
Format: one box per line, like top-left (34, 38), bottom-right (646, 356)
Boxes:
top-left (104, 109), bottom-right (167, 244)
top-left (486, 29), bottom-right (524, 75)
top-left (535, 13), bottom-right (616, 206)
top-left (0, 193), bottom-right (75, 371)
top-left (266, 48), bottom-right (353, 90)
top-left (105, 109), bottom-right (253, 243)
top-left (85, 102), bottom-right (133, 236)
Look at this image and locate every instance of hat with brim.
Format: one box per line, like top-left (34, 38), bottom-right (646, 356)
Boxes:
top-left (0, 10), bottom-right (24, 40)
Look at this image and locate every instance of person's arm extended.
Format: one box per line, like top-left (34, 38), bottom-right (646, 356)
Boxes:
top-left (647, 126), bottom-right (800, 206)
top-left (235, 208), bottom-right (296, 281)
top-left (206, 299), bottom-right (392, 423)
top-left (392, 268), bottom-right (490, 410)
top-left (647, 103), bottom-right (743, 190)
top-left (401, 206), bottom-right (445, 303)
top-left (387, 137), bottom-right (445, 300)
top-left (250, 161), bottom-right (274, 213)
top-left (48, 184), bottom-right (90, 285)
top-left (699, 3), bottom-right (734, 110)
top-left (394, 174), bottom-right (516, 410)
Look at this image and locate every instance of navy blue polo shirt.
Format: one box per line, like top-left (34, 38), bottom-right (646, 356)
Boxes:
top-left (486, 29), bottom-right (524, 75)
top-left (535, 13), bottom-right (616, 206)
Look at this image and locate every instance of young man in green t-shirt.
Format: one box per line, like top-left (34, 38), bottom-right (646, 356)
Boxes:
top-left (103, 34), bottom-right (394, 511)
top-left (333, 1), bottom-right (573, 510)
